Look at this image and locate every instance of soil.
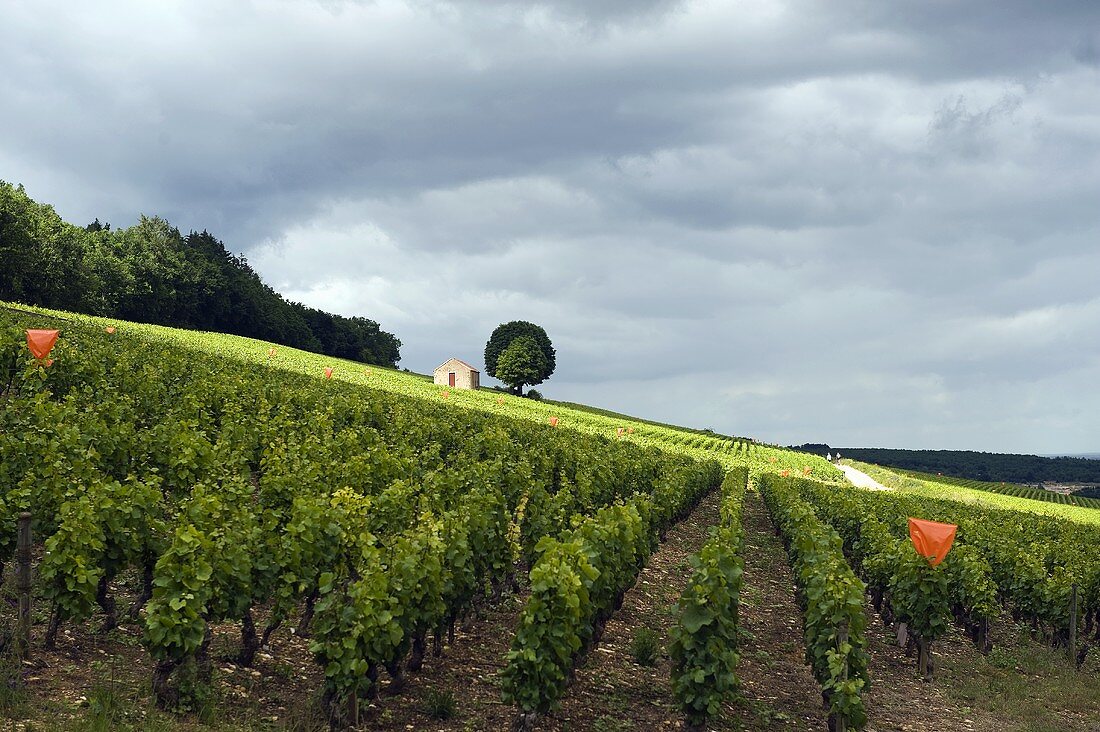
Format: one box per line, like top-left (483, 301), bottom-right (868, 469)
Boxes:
top-left (6, 489), bottom-right (1098, 732)
top-left (533, 488), bottom-right (725, 731)
top-left (359, 589), bottom-right (529, 731)
top-left (859, 600), bottom-right (1000, 732)
top-left (0, 565), bottom-right (327, 731)
top-left (735, 490), bottom-right (831, 730)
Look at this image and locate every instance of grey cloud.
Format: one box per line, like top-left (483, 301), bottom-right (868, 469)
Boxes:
top-left (4, 0), bottom-right (1100, 452)
top-left (419, 0), bottom-right (687, 24)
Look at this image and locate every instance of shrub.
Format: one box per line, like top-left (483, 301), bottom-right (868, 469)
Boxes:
top-left (424, 688), bottom-right (457, 720)
top-left (630, 627), bottom-right (662, 666)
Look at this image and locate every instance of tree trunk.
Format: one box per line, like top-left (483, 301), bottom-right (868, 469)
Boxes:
top-left (238, 609), bottom-right (260, 667)
top-left (96, 575), bottom-right (118, 633)
top-left (298, 588), bottom-right (319, 636)
top-left (197, 627), bottom-right (213, 681)
top-left (44, 604), bottom-right (63, 650)
top-left (152, 659), bottom-right (179, 709)
top-left (385, 658), bottom-right (406, 694)
top-left (128, 558), bottom-right (155, 619)
top-left (365, 663), bottom-right (380, 700)
top-left (408, 633), bottom-right (427, 672)
top-left (260, 615), bottom-right (282, 650)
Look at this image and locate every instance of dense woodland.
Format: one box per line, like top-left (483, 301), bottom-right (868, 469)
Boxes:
top-left (0, 181), bottom-right (401, 367)
top-left (793, 444), bottom-right (1100, 484)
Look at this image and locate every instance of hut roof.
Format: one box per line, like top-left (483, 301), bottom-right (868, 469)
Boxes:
top-left (435, 358), bottom-right (479, 373)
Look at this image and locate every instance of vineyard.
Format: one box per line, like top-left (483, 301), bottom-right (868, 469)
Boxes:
top-left (1, 302), bottom-right (1099, 731)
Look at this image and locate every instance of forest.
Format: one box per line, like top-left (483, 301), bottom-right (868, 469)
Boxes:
top-left (0, 181), bottom-right (401, 367)
top-left (792, 444), bottom-right (1100, 484)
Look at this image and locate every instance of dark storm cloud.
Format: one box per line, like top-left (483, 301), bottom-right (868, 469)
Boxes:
top-left (3, 0), bottom-right (1100, 452)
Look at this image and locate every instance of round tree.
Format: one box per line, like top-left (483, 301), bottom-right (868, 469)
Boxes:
top-left (484, 321), bottom-right (555, 395)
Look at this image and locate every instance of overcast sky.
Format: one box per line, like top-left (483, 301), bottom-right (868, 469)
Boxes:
top-left (3, 0), bottom-right (1100, 453)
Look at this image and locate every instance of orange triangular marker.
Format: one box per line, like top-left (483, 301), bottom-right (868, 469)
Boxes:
top-left (268, 348), bottom-right (276, 358)
top-left (549, 416), bottom-right (559, 427)
top-left (26, 330), bottom-right (59, 360)
top-left (616, 428), bottom-right (624, 436)
top-left (908, 518), bottom-right (957, 567)
top-left (323, 367), bottom-right (334, 379)
top-left (105, 326), bottom-right (116, 334)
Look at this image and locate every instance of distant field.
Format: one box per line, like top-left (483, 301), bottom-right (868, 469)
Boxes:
top-left (888, 467), bottom-right (1100, 510)
top-left (850, 460), bottom-right (1100, 526)
top-left (835, 446), bottom-right (1100, 484)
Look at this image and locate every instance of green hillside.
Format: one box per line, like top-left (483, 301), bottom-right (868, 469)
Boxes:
top-left (1, 301), bottom-right (803, 465)
top-left (2, 302), bottom-right (1099, 732)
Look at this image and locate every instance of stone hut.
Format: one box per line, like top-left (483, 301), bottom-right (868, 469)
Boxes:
top-left (433, 358), bottom-right (480, 390)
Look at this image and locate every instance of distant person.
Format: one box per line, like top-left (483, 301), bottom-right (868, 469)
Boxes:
top-left (826, 452), bottom-right (832, 462)
top-left (835, 452), bottom-right (841, 462)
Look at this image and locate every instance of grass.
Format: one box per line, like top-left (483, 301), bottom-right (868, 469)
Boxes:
top-left (422, 688), bottom-right (457, 720)
top-left (629, 627), bottom-right (662, 667)
top-left (938, 621), bottom-right (1100, 731)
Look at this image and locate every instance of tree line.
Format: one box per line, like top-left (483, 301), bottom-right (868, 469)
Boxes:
top-left (0, 182), bottom-right (400, 367)
top-left (791, 444), bottom-right (1100, 484)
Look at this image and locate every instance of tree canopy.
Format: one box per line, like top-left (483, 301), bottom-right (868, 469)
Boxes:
top-left (0, 181), bottom-right (401, 367)
top-left (494, 336), bottom-right (549, 395)
top-left (791, 444), bottom-right (1100, 484)
top-left (484, 321), bottom-right (555, 395)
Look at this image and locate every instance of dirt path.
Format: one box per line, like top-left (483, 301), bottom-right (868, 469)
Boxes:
top-left (736, 489), bottom-right (831, 730)
top-left (837, 463), bottom-right (891, 491)
top-left (365, 591), bottom-right (529, 731)
top-left (533, 487), bottom-right (837, 731)
top-left (534, 488), bottom-right (725, 731)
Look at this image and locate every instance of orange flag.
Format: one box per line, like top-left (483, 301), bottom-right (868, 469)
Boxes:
top-left (908, 518), bottom-right (957, 567)
top-left (323, 367), bottom-right (334, 379)
top-left (26, 330), bottom-right (60, 360)
top-left (549, 416), bottom-right (559, 427)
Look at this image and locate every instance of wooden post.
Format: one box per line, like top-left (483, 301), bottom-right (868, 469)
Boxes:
top-left (16, 512), bottom-right (32, 661)
top-left (835, 622), bottom-right (849, 732)
top-left (1069, 583), bottom-right (1078, 667)
top-left (347, 690), bottom-right (359, 727)
top-left (918, 637), bottom-right (932, 682)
